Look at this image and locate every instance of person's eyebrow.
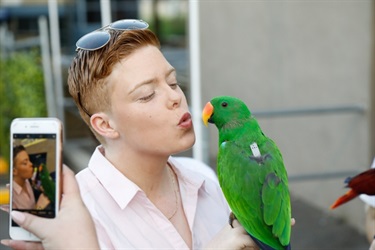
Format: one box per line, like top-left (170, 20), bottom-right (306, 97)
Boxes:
top-left (128, 67), bottom-right (176, 95)
top-left (166, 67), bottom-right (176, 78)
top-left (128, 78), bottom-right (154, 95)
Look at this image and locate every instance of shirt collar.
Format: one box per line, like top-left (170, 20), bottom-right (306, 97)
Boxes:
top-left (88, 146), bottom-right (210, 210)
top-left (12, 181), bottom-right (23, 195)
top-left (88, 146), bottom-right (141, 209)
top-left (168, 157), bottom-right (209, 194)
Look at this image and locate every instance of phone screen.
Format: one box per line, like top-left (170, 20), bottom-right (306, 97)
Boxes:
top-left (11, 133), bottom-right (58, 226)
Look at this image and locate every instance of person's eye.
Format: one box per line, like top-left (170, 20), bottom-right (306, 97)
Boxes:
top-left (169, 83), bottom-right (180, 89)
top-left (139, 92), bottom-right (155, 102)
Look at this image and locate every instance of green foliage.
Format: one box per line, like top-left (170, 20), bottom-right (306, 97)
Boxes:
top-left (149, 16), bottom-right (186, 45)
top-left (0, 50), bottom-right (47, 166)
top-left (159, 16), bottom-right (186, 37)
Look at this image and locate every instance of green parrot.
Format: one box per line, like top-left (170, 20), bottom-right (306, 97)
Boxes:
top-left (202, 96), bottom-right (291, 250)
top-left (39, 163), bottom-right (55, 204)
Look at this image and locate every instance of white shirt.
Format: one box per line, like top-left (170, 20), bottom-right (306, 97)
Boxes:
top-left (76, 146), bottom-right (230, 249)
top-left (12, 180), bottom-right (35, 209)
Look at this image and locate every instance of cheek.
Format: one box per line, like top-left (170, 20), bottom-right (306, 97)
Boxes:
top-left (132, 113), bottom-right (166, 138)
top-left (18, 167), bottom-right (30, 178)
top-left (118, 109), bottom-right (154, 135)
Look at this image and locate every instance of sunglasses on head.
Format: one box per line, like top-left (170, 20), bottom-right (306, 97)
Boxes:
top-left (75, 19), bottom-right (149, 51)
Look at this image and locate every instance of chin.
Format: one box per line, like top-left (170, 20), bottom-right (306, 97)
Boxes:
top-left (172, 132), bottom-right (196, 155)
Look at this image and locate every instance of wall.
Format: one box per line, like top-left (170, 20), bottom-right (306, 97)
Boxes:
top-left (199, 0), bottom-right (373, 234)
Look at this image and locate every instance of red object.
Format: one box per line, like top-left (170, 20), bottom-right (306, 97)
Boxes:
top-left (330, 168), bottom-right (375, 209)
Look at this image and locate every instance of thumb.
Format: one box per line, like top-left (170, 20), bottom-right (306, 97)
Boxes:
top-left (11, 211), bottom-right (49, 239)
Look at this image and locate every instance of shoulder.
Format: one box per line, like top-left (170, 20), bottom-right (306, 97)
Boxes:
top-left (75, 168), bottom-right (98, 194)
top-left (75, 145), bottom-right (113, 195)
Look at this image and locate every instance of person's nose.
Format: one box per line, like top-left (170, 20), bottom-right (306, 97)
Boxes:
top-left (167, 87), bottom-right (181, 109)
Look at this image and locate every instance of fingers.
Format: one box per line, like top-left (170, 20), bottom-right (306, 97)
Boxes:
top-left (10, 211), bottom-right (49, 240)
top-left (291, 218), bottom-right (296, 226)
top-left (231, 218), bottom-right (241, 228)
top-left (230, 219), bottom-right (259, 249)
top-left (1, 239), bottom-right (44, 250)
top-left (7, 165), bottom-right (82, 242)
top-left (61, 165), bottom-right (80, 197)
top-left (231, 218), bottom-right (248, 234)
top-left (230, 217), bottom-right (294, 250)
top-left (0, 204), bottom-right (9, 213)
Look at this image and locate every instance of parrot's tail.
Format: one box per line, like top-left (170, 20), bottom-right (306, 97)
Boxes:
top-left (249, 234), bottom-right (291, 250)
top-left (330, 189), bottom-right (358, 209)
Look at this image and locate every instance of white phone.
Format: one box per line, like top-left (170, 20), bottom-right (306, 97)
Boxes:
top-left (9, 118), bottom-right (63, 241)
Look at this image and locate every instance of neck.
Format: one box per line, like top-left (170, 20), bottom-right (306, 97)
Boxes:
top-left (13, 176), bottom-right (27, 187)
top-left (103, 145), bottom-right (170, 196)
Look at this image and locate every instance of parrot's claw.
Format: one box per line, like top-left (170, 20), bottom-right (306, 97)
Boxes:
top-left (249, 153), bottom-right (272, 165)
top-left (229, 212), bottom-right (237, 228)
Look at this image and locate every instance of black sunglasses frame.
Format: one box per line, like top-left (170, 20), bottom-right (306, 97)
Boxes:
top-left (77, 92), bottom-right (92, 117)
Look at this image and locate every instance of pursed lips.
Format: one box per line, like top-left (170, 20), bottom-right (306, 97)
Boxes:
top-left (178, 112), bottom-right (193, 128)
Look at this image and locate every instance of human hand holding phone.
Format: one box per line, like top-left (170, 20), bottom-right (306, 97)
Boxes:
top-left (9, 118), bottom-right (63, 241)
top-left (1, 165), bottom-right (100, 250)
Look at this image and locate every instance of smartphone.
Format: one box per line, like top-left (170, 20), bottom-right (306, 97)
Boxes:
top-left (9, 118), bottom-right (63, 241)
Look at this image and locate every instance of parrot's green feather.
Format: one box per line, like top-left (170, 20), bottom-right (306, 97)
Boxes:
top-left (40, 163), bottom-right (55, 203)
top-left (208, 96), bottom-right (291, 250)
top-left (262, 173), bottom-right (283, 225)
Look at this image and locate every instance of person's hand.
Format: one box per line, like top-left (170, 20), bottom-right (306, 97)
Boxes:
top-left (1, 165), bottom-right (100, 250)
top-left (203, 219), bottom-right (258, 250)
top-left (370, 237), bottom-right (375, 250)
top-left (203, 218), bottom-right (295, 250)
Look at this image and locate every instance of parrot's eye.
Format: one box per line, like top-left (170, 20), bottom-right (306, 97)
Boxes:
top-left (221, 102), bottom-right (228, 107)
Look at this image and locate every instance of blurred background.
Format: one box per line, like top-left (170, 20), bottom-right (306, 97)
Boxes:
top-left (0, 0), bottom-right (373, 249)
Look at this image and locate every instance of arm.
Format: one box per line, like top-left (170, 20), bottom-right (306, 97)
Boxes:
top-left (1, 165), bottom-right (100, 250)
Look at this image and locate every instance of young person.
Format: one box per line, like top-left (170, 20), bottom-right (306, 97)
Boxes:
top-left (2, 19), bottom-right (299, 250)
top-left (67, 19), bottom-right (255, 249)
top-left (12, 145), bottom-right (37, 210)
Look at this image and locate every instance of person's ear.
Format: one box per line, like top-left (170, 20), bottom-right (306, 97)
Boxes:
top-left (90, 113), bottom-right (119, 139)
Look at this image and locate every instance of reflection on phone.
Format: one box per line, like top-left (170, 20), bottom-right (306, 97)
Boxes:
top-left (12, 134), bottom-right (57, 227)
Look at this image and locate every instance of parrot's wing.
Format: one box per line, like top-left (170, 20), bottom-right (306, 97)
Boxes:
top-left (262, 170), bottom-right (291, 246)
top-left (349, 168), bottom-right (375, 195)
top-left (40, 164), bottom-right (56, 203)
top-left (260, 139), bottom-right (291, 247)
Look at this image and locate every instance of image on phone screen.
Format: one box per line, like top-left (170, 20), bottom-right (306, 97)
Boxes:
top-left (11, 133), bottom-right (57, 227)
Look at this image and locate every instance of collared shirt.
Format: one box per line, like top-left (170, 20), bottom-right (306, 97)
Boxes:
top-left (12, 180), bottom-right (36, 209)
top-left (76, 146), bottom-right (230, 249)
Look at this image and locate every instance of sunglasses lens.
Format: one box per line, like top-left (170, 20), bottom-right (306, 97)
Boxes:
top-left (110, 19), bottom-right (149, 30)
top-left (76, 31), bottom-right (111, 51)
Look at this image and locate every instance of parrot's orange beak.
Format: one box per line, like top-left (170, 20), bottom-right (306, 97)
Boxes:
top-left (202, 102), bottom-right (214, 126)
